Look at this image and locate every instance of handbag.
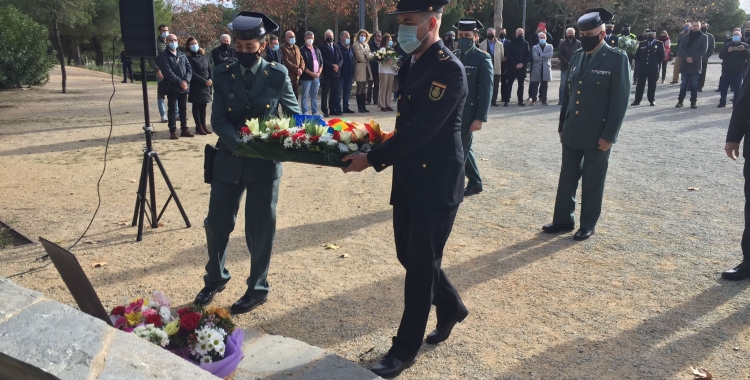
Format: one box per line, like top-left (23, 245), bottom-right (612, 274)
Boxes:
top-left (204, 143), bottom-right (218, 184)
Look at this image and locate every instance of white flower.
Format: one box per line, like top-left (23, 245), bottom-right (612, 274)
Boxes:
top-left (283, 137), bottom-right (293, 148)
top-left (154, 329), bottom-right (169, 347)
top-left (201, 356), bottom-right (213, 364)
top-left (361, 143), bottom-right (372, 152)
top-left (379, 47), bottom-right (386, 53)
top-left (241, 134), bottom-right (252, 143)
top-left (159, 306), bottom-right (172, 324)
top-left (339, 131), bottom-right (352, 144)
top-left (217, 345), bottom-right (226, 357)
top-left (338, 143), bottom-right (350, 153)
top-left (246, 118), bottom-right (260, 134)
top-left (347, 143), bottom-right (358, 152)
top-left (260, 133), bottom-right (269, 140)
top-left (318, 134), bottom-right (333, 145)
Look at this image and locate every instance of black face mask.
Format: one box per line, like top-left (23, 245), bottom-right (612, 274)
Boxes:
top-left (647, 36), bottom-right (655, 42)
top-left (498, 34), bottom-right (505, 39)
top-left (580, 34), bottom-right (602, 52)
top-left (701, 28), bottom-right (707, 33)
top-left (606, 28), bottom-right (613, 34)
top-left (325, 37), bottom-right (333, 43)
top-left (623, 29), bottom-right (630, 35)
top-left (517, 35), bottom-right (524, 41)
top-left (237, 51), bottom-right (261, 68)
top-left (567, 35), bottom-right (575, 41)
top-left (487, 34), bottom-right (495, 40)
top-left (221, 43), bottom-right (230, 49)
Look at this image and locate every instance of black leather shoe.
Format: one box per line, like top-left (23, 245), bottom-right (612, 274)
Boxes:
top-left (573, 228), bottom-right (594, 241)
top-left (503, 102), bottom-right (509, 107)
top-left (718, 103), bottom-right (726, 108)
top-left (463, 186), bottom-right (483, 197)
top-left (630, 101), bottom-right (640, 106)
top-left (649, 101), bottom-right (655, 106)
top-left (230, 294), bottom-right (267, 315)
top-left (542, 223), bottom-right (574, 233)
top-left (425, 306), bottom-right (469, 345)
top-left (323, 112), bottom-right (329, 117)
top-left (193, 284), bottom-right (226, 307)
top-left (722, 262), bottom-right (750, 281)
top-left (371, 355), bottom-right (416, 378)
top-left (675, 101), bottom-right (683, 108)
top-left (690, 101), bottom-right (697, 109)
top-left (343, 109), bottom-right (355, 114)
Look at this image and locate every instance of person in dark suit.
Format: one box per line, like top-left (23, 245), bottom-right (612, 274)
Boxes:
top-left (211, 34), bottom-right (237, 67)
top-left (120, 48), bottom-right (133, 83)
top-left (319, 29), bottom-right (344, 116)
top-left (193, 12), bottom-right (300, 314)
top-left (503, 28), bottom-right (530, 106)
top-left (262, 35), bottom-right (285, 65)
top-left (543, 7), bottom-right (630, 241)
top-left (342, 0), bottom-right (468, 377)
top-left (367, 31), bottom-right (382, 104)
top-left (723, 58), bottom-right (750, 280)
top-left (631, 31), bottom-right (664, 106)
top-left (337, 31), bottom-right (356, 114)
top-left (157, 34), bottom-right (194, 140)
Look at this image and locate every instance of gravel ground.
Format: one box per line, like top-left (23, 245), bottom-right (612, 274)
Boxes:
top-left (1, 64), bottom-right (749, 379)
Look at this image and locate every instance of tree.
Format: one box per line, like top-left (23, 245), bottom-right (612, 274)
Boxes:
top-left (0, 5), bottom-right (55, 88)
top-left (171, 0), bottom-right (226, 47)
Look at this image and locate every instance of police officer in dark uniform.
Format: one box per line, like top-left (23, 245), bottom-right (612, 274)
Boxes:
top-left (632, 30), bottom-right (665, 106)
top-left (193, 12), bottom-right (300, 315)
top-left (604, 23), bottom-right (618, 48)
top-left (342, 0), bottom-right (468, 377)
top-left (542, 8), bottom-right (630, 241)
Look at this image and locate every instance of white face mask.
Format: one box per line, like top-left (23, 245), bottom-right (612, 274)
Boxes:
top-left (397, 18), bottom-right (431, 54)
top-left (306, 39), bottom-right (314, 46)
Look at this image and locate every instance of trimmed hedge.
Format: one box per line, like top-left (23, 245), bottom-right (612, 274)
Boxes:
top-left (0, 5), bottom-right (55, 89)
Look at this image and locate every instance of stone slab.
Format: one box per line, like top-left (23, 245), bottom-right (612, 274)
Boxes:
top-left (296, 354), bottom-right (381, 380)
top-left (0, 300), bottom-right (107, 380)
top-left (98, 330), bottom-right (219, 380)
top-left (0, 276), bottom-right (44, 321)
top-left (235, 334), bottom-right (326, 376)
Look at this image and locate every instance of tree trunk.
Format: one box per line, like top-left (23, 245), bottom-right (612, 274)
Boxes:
top-left (69, 36), bottom-right (82, 66)
top-left (335, 14), bottom-right (339, 39)
top-left (494, 0), bottom-right (503, 30)
top-left (371, 0), bottom-right (379, 32)
top-left (92, 35), bottom-right (104, 66)
top-left (51, 18), bottom-right (67, 93)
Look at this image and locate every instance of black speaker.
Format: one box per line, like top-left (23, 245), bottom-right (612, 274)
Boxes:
top-left (119, 0), bottom-right (158, 57)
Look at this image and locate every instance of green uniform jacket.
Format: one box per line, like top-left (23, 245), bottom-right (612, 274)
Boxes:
top-left (559, 44), bottom-right (630, 149)
top-left (211, 59), bottom-right (300, 183)
top-left (453, 46), bottom-right (493, 130)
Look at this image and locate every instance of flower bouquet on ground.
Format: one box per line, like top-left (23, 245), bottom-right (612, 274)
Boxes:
top-left (108, 291), bottom-right (244, 379)
top-left (235, 116), bottom-right (394, 167)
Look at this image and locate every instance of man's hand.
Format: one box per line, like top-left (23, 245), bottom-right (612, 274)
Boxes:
top-left (515, 63), bottom-right (523, 69)
top-left (342, 153), bottom-right (370, 173)
top-left (729, 46), bottom-right (735, 52)
top-left (726, 142), bottom-right (741, 160)
top-left (181, 80), bottom-right (188, 90)
top-left (502, 57), bottom-right (507, 62)
top-left (686, 57), bottom-right (693, 63)
top-left (740, 45), bottom-right (747, 51)
top-left (559, 132), bottom-right (562, 141)
top-left (469, 120), bottom-right (483, 132)
top-left (206, 79), bottom-right (212, 86)
top-left (598, 138), bottom-right (613, 152)
top-left (333, 64), bottom-right (339, 72)
top-left (156, 70), bottom-right (164, 80)
top-left (297, 68), bottom-right (303, 76)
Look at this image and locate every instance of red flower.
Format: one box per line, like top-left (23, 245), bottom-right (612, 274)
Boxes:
top-left (177, 307), bottom-right (194, 317)
top-left (309, 136), bottom-right (320, 144)
top-left (145, 313), bottom-right (163, 327)
top-left (110, 306), bottom-right (126, 316)
top-left (333, 131), bottom-right (341, 142)
top-left (240, 126), bottom-right (251, 135)
top-left (180, 312), bottom-right (201, 332)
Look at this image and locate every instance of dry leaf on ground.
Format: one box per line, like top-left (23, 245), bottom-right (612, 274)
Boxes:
top-left (129, 179), bottom-right (137, 183)
top-left (324, 244), bottom-right (340, 250)
top-left (84, 240), bottom-right (95, 245)
top-left (340, 254), bottom-right (350, 258)
top-left (480, 158), bottom-right (489, 161)
top-left (91, 262), bottom-right (107, 268)
top-left (691, 366), bottom-right (712, 379)
top-left (688, 187), bottom-right (699, 191)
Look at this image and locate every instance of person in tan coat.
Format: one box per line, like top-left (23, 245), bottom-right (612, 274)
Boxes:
top-left (478, 27), bottom-right (504, 106)
top-left (353, 29), bottom-right (374, 113)
top-left (280, 30), bottom-right (305, 97)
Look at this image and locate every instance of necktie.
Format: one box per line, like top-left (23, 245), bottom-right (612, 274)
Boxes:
top-left (581, 53), bottom-right (591, 71)
top-left (243, 68), bottom-right (255, 89)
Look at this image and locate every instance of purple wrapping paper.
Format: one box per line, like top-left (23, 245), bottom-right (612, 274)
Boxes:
top-left (199, 329), bottom-right (245, 378)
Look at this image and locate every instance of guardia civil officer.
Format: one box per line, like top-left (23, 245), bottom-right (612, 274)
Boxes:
top-left (193, 12), bottom-right (300, 315)
top-left (631, 30), bottom-right (665, 106)
top-left (453, 19), bottom-right (493, 197)
top-left (342, 0), bottom-right (469, 377)
top-left (542, 8), bottom-right (630, 241)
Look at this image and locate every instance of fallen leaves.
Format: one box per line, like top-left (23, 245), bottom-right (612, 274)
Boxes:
top-left (129, 179), bottom-right (137, 183)
top-left (91, 262), bottom-right (107, 268)
top-left (324, 244), bottom-right (340, 250)
top-left (688, 187), bottom-right (699, 192)
top-left (115, 218), bottom-right (130, 226)
top-left (691, 367), bottom-right (712, 379)
top-left (340, 254), bottom-right (350, 258)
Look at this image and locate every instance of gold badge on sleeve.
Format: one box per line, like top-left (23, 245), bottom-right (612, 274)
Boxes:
top-left (429, 81), bottom-right (446, 101)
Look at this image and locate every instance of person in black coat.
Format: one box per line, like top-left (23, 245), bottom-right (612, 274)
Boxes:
top-left (319, 29), bottom-right (344, 116)
top-left (186, 37), bottom-right (212, 135)
top-left (367, 31), bottom-right (382, 104)
top-left (211, 34), bottom-right (237, 67)
top-left (120, 49), bottom-right (133, 83)
top-left (262, 35), bottom-right (285, 65)
top-left (337, 31), bottom-right (356, 113)
top-left (503, 28), bottom-right (530, 106)
top-left (157, 34), bottom-right (193, 139)
top-left (722, 61), bottom-right (750, 281)
top-left (631, 31), bottom-right (665, 106)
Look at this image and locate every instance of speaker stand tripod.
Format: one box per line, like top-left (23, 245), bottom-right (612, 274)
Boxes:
top-left (131, 57), bottom-right (191, 241)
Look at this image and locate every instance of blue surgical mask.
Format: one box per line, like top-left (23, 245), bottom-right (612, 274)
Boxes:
top-left (359, 36), bottom-right (366, 43)
top-left (345, 38), bottom-right (350, 45)
top-left (272, 44), bottom-right (280, 51)
top-left (397, 18), bottom-right (431, 54)
top-left (539, 39), bottom-right (546, 45)
top-left (388, 40), bottom-right (393, 47)
top-left (733, 35), bottom-right (741, 42)
top-left (190, 44), bottom-right (199, 52)
top-left (168, 42), bottom-right (178, 50)
top-left (289, 37), bottom-right (296, 45)
top-left (161, 32), bottom-right (169, 38)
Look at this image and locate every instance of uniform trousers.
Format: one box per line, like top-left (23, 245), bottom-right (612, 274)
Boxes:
top-left (553, 144), bottom-right (611, 230)
top-left (461, 129), bottom-right (481, 189)
top-left (388, 205), bottom-right (464, 362)
top-left (203, 177), bottom-right (280, 297)
top-left (661, 61), bottom-right (669, 82)
top-left (634, 68), bottom-right (659, 103)
top-left (320, 75), bottom-right (341, 114)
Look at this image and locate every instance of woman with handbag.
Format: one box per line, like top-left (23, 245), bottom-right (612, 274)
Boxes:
top-left (186, 37), bottom-right (213, 135)
top-left (659, 30), bottom-right (672, 84)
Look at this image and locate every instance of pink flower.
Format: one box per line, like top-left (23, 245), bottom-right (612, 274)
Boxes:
top-left (123, 327), bottom-right (134, 333)
top-left (142, 308), bottom-right (157, 318)
top-left (125, 299), bottom-right (145, 314)
top-left (152, 291), bottom-right (171, 308)
top-left (114, 316), bottom-right (128, 329)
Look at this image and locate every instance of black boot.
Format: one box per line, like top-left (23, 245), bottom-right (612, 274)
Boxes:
top-left (359, 94), bottom-right (370, 113)
top-left (356, 94), bottom-right (364, 112)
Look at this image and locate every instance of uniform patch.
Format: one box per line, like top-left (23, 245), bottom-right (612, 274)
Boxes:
top-left (429, 82), bottom-right (447, 101)
top-left (591, 70), bottom-right (611, 75)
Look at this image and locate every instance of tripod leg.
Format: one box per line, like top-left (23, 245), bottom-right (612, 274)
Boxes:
top-left (132, 151), bottom-right (149, 226)
top-left (153, 154), bottom-right (192, 228)
top-left (148, 152), bottom-right (158, 228)
top-left (136, 154), bottom-right (151, 242)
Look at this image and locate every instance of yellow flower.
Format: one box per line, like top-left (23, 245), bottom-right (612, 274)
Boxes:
top-left (246, 118), bottom-right (260, 134)
top-left (125, 311), bottom-right (142, 326)
top-left (164, 320), bottom-right (180, 336)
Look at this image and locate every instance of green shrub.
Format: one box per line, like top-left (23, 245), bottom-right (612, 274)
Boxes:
top-left (0, 5), bottom-right (55, 89)
top-left (715, 42), bottom-right (724, 52)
